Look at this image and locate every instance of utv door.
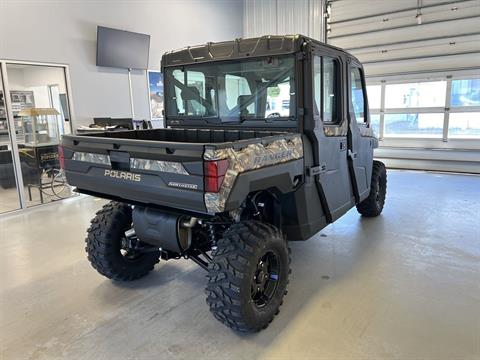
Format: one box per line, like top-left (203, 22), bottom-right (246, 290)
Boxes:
top-left (347, 61), bottom-right (374, 202)
top-left (312, 54), bottom-right (353, 222)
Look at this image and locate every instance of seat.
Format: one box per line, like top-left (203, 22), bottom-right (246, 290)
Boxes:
top-left (237, 95), bottom-right (252, 117)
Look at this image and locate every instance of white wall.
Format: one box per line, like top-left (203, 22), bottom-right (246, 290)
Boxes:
top-left (0, 0), bottom-right (243, 128)
top-left (7, 66), bottom-right (67, 94)
top-left (244, 0), bottom-right (325, 42)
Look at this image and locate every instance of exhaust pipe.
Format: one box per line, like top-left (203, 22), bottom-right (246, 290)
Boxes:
top-left (132, 207), bottom-right (198, 253)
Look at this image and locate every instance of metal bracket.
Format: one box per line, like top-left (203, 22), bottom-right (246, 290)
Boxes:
top-left (308, 163), bottom-right (327, 176)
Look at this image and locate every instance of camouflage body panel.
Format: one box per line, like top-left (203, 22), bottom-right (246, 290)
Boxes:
top-left (130, 158), bottom-right (188, 175)
top-left (358, 126), bottom-right (376, 138)
top-left (204, 135), bottom-right (304, 214)
top-left (324, 121), bottom-right (376, 138)
top-left (324, 121), bottom-right (348, 137)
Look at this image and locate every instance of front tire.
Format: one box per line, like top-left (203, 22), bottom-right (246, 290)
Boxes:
top-left (85, 201), bottom-right (160, 281)
top-left (356, 160), bottom-right (387, 217)
top-left (206, 221), bottom-right (290, 332)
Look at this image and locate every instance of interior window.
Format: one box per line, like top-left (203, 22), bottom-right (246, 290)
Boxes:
top-left (265, 77), bottom-right (291, 118)
top-left (169, 69), bottom-right (215, 117)
top-left (225, 74), bottom-right (254, 114)
top-left (185, 71), bottom-right (206, 116)
top-left (451, 79), bottom-right (480, 106)
top-left (367, 85), bottom-right (381, 109)
top-left (323, 57), bottom-right (338, 123)
top-left (350, 67), bottom-right (365, 123)
top-left (385, 81), bottom-right (446, 108)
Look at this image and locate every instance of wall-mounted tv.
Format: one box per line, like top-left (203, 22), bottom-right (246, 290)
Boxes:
top-left (96, 26), bottom-right (150, 70)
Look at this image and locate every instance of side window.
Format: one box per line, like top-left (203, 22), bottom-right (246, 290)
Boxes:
top-left (323, 57), bottom-right (338, 123)
top-left (313, 56), bottom-right (321, 114)
top-left (313, 55), bottom-right (339, 123)
top-left (172, 69), bottom-right (185, 114)
top-left (350, 67), bottom-right (366, 123)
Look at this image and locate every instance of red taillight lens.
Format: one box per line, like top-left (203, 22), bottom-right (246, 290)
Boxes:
top-left (204, 159), bottom-right (229, 193)
top-left (58, 145), bottom-right (65, 169)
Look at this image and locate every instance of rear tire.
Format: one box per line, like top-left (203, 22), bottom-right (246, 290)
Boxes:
top-left (85, 201), bottom-right (160, 281)
top-left (356, 160), bottom-right (387, 217)
top-left (206, 221), bottom-right (290, 332)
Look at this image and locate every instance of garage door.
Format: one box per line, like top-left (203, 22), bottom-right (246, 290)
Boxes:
top-left (327, 0), bottom-right (480, 173)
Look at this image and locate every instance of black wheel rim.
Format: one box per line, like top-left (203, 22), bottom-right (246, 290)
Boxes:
top-left (251, 251), bottom-right (280, 308)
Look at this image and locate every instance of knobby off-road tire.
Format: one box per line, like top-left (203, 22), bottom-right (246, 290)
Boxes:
top-left (356, 160), bottom-right (387, 217)
top-left (206, 221), bottom-right (291, 332)
top-left (86, 201), bottom-right (160, 281)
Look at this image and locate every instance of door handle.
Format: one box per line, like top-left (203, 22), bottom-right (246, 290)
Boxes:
top-left (348, 150), bottom-right (358, 159)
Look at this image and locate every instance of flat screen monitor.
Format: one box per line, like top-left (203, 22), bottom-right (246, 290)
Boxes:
top-left (96, 26), bottom-right (150, 70)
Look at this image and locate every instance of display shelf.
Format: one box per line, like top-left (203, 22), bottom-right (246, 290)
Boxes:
top-left (18, 108), bottom-right (60, 146)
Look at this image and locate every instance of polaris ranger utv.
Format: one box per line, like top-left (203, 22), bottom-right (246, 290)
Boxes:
top-left (61, 35), bottom-right (387, 332)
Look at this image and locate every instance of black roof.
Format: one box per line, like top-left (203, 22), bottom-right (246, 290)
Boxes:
top-left (161, 34), bottom-right (353, 69)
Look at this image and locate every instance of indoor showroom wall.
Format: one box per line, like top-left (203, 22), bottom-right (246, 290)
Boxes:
top-left (0, 0), bottom-right (243, 128)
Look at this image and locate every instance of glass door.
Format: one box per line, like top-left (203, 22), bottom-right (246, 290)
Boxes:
top-left (1, 62), bottom-right (74, 210)
top-left (0, 67), bottom-right (22, 213)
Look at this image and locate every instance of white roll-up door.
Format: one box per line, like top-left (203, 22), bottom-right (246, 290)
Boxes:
top-left (328, 0), bottom-right (480, 173)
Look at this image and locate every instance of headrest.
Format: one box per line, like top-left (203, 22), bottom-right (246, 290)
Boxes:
top-left (181, 86), bottom-right (200, 101)
top-left (237, 95), bottom-right (251, 107)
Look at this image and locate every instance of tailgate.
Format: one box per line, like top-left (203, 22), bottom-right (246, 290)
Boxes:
top-left (62, 134), bottom-right (207, 213)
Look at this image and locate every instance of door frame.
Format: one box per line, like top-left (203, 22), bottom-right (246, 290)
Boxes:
top-left (308, 48), bottom-right (355, 223)
top-left (346, 59), bottom-right (373, 202)
top-left (0, 59), bottom-right (75, 211)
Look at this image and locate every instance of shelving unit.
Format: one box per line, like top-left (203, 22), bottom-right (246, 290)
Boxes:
top-left (0, 90), bottom-right (34, 146)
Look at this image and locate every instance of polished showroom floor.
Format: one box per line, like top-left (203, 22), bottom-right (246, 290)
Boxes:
top-left (1, 170), bottom-right (479, 359)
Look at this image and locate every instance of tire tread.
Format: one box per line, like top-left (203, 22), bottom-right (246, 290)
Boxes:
top-left (206, 221), bottom-right (290, 332)
top-left (356, 160), bottom-right (387, 217)
top-left (85, 201), bottom-right (160, 281)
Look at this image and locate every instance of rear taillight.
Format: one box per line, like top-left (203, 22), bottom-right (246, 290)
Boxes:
top-left (58, 145), bottom-right (65, 169)
top-left (204, 159), bottom-right (229, 193)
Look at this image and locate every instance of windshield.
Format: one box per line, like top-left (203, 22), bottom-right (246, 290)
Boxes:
top-left (164, 55), bottom-right (295, 124)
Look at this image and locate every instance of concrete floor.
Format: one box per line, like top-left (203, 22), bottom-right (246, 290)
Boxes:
top-left (0, 180), bottom-right (76, 214)
top-left (1, 170), bottom-right (479, 360)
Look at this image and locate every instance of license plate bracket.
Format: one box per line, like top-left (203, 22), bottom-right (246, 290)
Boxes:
top-left (109, 151), bottom-right (130, 171)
